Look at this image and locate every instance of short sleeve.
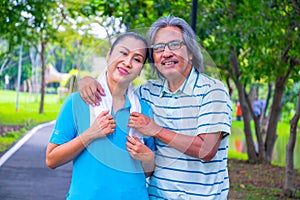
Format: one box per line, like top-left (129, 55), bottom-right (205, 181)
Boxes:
top-left (197, 81), bottom-right (232, 136)
top-left (49, 94), bottom-right (77, 144)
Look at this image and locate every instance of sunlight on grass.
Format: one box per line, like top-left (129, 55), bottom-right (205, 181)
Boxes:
top-left (0, 90), bottom-right (62, 125)
top-left (228, 150), bottom-right (248, 160)
top-left (0, 90), bottom-right (64, 152)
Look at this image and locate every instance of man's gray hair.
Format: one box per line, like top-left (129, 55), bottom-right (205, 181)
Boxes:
top-left (147, 16), bottom-right (204, 79)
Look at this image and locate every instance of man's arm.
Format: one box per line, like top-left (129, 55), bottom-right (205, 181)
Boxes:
top-left (128, 112), bottom-right (222, 161)
top-left (79, 76), bottom-right (104, 106)
top-left (155, 129), bottom-right (222, 161)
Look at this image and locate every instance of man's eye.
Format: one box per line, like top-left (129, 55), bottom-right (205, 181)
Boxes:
top-left (169, 42), bottom-right (180, 48)
top-left (120, 50), bottom-right (128, 55)
top-left (153, 44), bottom-right (164, 50)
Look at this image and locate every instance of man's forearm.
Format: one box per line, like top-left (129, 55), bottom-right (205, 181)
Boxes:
top-left (155, 128), bottom-right (222, 161)
top-left (142, 159), bottom-right (155, 177)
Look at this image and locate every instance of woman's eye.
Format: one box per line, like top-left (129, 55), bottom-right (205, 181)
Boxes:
top-left (133, 57), bottom-right (142, 63)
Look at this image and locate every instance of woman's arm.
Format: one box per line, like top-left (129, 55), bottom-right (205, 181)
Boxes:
top-left (46, 137), bottom-right (86, 169)
top-left (46, 110), bottom-right (116, 169)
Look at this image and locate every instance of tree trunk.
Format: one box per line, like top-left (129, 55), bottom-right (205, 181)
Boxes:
top-left (226, 76), bottom-right (233, 98)
top-left (245, 87), bottom-right (266, 162)
top-left (265, 73), bottom-right (290, 163)
top-left (240, 93), bottom-right (259, 162)
top-left (39, 42), bottom-right (46, 114)
top-left (230, 49), bottom-right (258, 162)
top-left (252, 113), bottom-right (265, 162)
top-left (283, 92), bottom-right (300, 197)
top-left (264, 83), bottom-right (273, 118)
top-left (76, 40), bottom-right (82, 70)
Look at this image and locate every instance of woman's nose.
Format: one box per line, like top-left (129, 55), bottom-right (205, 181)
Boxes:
top-left (123, 56), bottom-right (132, 68)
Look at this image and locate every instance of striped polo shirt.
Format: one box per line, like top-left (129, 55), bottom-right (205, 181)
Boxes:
top-left (137, 67), bottom-right (232, 200)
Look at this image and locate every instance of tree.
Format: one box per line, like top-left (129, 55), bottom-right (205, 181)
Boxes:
top-left (283, 82), bottom-right (300, 197)
top-left (199, 0), bottom-right (300, 164)
top-left (0, 0), bottom-right (66, 113)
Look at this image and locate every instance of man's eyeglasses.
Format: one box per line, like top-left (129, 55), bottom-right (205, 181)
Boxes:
top-left (151, 40), bottom-right (185, 53)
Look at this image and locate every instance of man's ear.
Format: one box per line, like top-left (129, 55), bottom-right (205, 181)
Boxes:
top-left (189, 54), bottom-right (193, 62)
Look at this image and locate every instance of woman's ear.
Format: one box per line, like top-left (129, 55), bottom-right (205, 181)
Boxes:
top-left (106, 50), bottom-right (111, 62)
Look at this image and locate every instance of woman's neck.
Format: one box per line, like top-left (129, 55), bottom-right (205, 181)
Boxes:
top-left (106, 75), bottom-right (128, 113)
top-left (106, 75), bottom-right (128, 97)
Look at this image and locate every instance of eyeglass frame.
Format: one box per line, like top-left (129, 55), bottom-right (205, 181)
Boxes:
top-left (151, 40), bottom-right (186, 53)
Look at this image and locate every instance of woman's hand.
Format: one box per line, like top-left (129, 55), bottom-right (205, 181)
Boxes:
top-left (79, 76), bottom-right (105, 106)
top-left (126, 136), bottom-right (154, 162)
top-left (126, 136), bottom-right (155, 176)
top-left (80, 110), bottom-right (115, 146)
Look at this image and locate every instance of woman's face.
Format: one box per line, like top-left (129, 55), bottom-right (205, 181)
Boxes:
top-left (152, 26), bottom-right (192, 80)
top-left (106, 37), bottom-right (146, 85)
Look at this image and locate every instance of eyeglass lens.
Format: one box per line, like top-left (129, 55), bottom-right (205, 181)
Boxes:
top-left (152, 41), bottom-right (184, 52)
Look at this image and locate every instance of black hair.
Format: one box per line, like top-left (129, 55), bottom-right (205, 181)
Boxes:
top-left (110, 32), bottom-right (148, 64)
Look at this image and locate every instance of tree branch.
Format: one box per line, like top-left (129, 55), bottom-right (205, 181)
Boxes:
top-left (292, 0), bottom-right (300, 16)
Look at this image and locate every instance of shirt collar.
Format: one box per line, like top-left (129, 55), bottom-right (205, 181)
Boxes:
top-left (159, 67), bottom-right (198, 97)
top-left (124, 94), bottom-right (131, 109)
top-left (111, 94), bottom-right (131, 115)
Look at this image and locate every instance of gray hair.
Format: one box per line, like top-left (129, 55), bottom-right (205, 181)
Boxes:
top-left (146, 16), bottom-right (204, 79)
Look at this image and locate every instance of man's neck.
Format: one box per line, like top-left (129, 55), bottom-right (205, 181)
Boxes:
top-left (168, 77), bottom-right (185, 92)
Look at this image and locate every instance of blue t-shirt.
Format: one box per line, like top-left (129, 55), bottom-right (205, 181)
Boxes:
top-left (49, 92), bottom-right (154, 200)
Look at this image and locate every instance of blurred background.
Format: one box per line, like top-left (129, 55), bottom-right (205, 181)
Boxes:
top-left (0, 0), bottom-right (299, 198)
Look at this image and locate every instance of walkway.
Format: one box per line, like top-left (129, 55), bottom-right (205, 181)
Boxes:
top-left (0, 122), bottom-right (72, 200)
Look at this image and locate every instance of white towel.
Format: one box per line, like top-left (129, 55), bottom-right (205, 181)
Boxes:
top-left (89, 71), bottom-right (143, 142)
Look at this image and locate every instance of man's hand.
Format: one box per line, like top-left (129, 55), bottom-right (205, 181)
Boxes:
top-left (79, 76), bottom-right (105, 106)
top-left (127, 112), bottom-right (162, 137)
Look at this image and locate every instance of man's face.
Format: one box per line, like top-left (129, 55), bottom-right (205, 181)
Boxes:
top-left (152, 26), bottom-right (193, 81)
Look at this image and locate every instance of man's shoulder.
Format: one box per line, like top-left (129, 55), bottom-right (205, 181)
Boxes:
top-left (196, 73), bottom-right (228, 91)
top-left (141, 79), bottom-right (163, 88)
top-left (137, 79), bottom-right (164, 94)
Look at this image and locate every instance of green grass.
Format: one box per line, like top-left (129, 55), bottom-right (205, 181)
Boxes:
top-left (0, 131), bottom-right (25, 152)
top-left (0, 90), bottom-right (62, 125)
top-left (0, 90), bottom-right (63, 152)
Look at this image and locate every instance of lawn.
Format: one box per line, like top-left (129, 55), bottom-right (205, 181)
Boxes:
top-left (0, 90), bottom-right (63, 152)
top-left (0, 90), bottom-right (62, 125)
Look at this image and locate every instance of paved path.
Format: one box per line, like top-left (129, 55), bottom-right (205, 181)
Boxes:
top-left (0, 122), bottom-right (72, 200)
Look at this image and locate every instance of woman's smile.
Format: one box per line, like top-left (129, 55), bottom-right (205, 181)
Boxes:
top-left (117, 67), bottom-right (129, 75)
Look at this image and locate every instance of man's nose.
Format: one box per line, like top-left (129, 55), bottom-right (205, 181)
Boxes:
top-left (162, 47), bottom-right (173, 57)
